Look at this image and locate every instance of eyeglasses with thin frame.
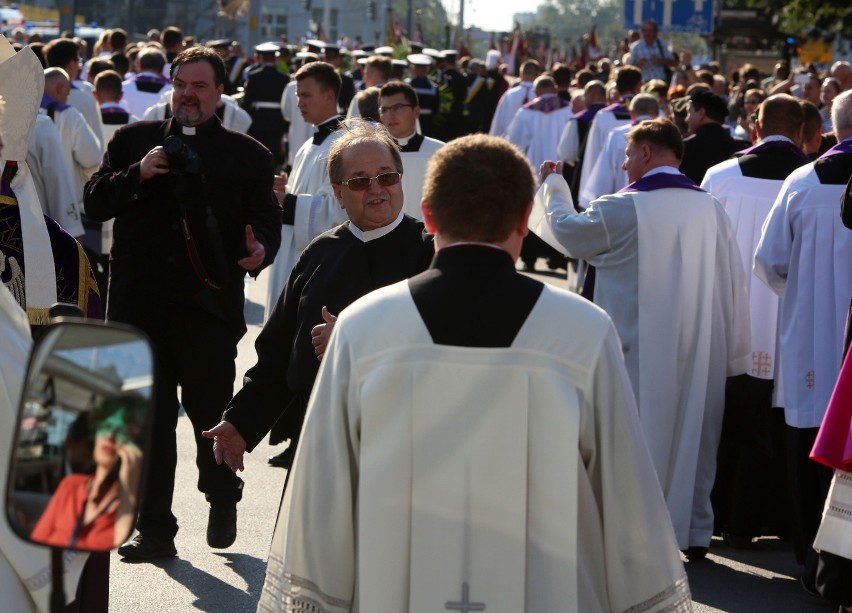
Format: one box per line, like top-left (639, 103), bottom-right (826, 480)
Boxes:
top-left (379, 103), bottom-right (414, 115)
top-left (339, 172), bottom-right (402, 191)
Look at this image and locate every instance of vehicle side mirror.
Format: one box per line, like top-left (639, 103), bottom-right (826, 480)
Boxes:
top-left (5, 321), bottom-right (153, 552)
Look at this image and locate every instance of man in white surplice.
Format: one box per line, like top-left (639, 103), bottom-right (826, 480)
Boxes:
top-left (263, 62), bottom-right (348, 319)
top-left (487, 59), bottom-right (541, 137)
top-left (505, 75), bottom-right (574, 176)
top-left (538, 118), bottom-right (751, 557)
top-left (211, 135), bottom-right (691, 612)
top-left (700, 94), bottom-right (809, 544)
top-left (754, 89), bottom-right (852, 565)
top-left (581, 93), bottom-right (659, 205)
top-left (378, 81), bottom-right (444, 220)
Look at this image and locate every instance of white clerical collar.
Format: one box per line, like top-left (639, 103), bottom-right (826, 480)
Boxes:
top-left (641, 165), bottom-right (681, 178)
top-left (395, 130), bottom-right (418, 146)
top-left (99, 101), bottom-right (124, 111)
top-left (181, 125), bottom-right (196, 135)
top-left (443, 241), bottom-right (505, 251)
top-left (761, 134), bottom-right (794, 144)
top-left (349, 211), bottom-right (404, 242)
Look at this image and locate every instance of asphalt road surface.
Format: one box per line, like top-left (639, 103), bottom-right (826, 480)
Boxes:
top-left (106, 264), bottom-right (839, 613)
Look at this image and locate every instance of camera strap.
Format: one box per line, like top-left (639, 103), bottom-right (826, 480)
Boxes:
top-left (175, 174), bottom-right (226, 291)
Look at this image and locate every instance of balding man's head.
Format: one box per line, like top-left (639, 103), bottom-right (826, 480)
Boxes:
top-left (831, 61), bottom-right (852, 91)
top-left (757, 94), bottom-right (804, 143)
top-left (629, 93), bottom-right (660, 119)
top-left (43, 67), bottom-right (71, 103)
top-left (832, 89), bottom-right (852, 139)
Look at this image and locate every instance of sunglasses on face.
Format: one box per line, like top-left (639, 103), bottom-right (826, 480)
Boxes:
top-left (340, 171), bottom-right (401, 191)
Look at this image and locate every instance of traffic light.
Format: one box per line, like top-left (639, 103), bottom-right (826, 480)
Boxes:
top-left (367, 1), bottom-right (376, 20)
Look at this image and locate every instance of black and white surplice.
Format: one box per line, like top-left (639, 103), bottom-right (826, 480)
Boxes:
top-left (258, 244), bottom-right (691, 613)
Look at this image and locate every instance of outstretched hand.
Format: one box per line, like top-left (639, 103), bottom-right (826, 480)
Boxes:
top-left (311, 307), bottom-right (338, 361)
top-left (238, 225), bottom-right (265, 271)
top-left (202, 421), bottom-right (246, 473)
top-left (539, 160), bottom-right (561, 184)
top-left (273, 171), bottom-right (288, 206)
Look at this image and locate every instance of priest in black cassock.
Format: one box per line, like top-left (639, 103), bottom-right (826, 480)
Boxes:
top-left (203, 119), bottom-right (434, 470)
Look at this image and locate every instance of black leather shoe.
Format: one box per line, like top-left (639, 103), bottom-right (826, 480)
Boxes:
top-left (268, 446), bottom-right (295, 469)
top-left (685, 546), bottom-right (708, 561)
top-left (207, 503), bottom-right (237, 549)
top-left (117, 534), bottom-right (177, 560)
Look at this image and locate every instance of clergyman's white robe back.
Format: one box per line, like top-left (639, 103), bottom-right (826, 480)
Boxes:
top-left (754, 157), bottom-right (852, 428)
top-left (701, 156), bottom-right (786, 383)
top-left (398, 135), bottom-right (444, 220)
top-left (505, 94), bottom-right (574, 174)
top-left (258, 281), bottom-right (690, 613)
top-left (539, 169), bottom-right (751, 548)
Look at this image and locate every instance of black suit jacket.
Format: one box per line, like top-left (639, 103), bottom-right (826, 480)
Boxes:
top-left (84, 117), bottom-right (281, 332)
top-left (681, 123), bottom-right (750, 184)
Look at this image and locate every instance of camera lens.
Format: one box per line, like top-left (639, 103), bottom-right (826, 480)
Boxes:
top-left (163, 136), bottom-right (182, 156)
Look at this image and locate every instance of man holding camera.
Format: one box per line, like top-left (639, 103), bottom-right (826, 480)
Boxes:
top-left (84, 46), bottom-right (282, 560)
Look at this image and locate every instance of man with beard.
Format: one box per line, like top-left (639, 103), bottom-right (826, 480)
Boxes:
top-left (84, 46), bottom-right (281, 560)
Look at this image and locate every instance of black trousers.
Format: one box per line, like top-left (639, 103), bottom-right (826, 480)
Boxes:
top-left (133, 307), bottom-right (244, 540)
top-left (711, 374), bottom-right (788, 539)
top-left (786, 425), bottom-right (833, 564)
top-left (816, 550), bottom-right (852, 606)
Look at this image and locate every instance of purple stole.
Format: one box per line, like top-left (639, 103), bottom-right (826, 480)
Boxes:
top-left (735, 138), bottom-right (809, 163)
top-left (134, 73), bottom-right (171, 85)
top-left (819, 138), bottom-right (852, 159)
top-left (618, 171), bottom-right (706, 193)
top-left (572, 102), bottom-right (605, 123)
top-left (40, 93), bottom-right (71, 114)
top-left (522, 95), bottom-right (570, 113)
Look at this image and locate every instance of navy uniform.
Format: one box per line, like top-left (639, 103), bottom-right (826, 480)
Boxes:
top-left (435, 50), bottom-right (468, 141)
top-left (321, 43), bottom-right (356, 114)
top-left (405, 53), bottom-right (440, 138)
top-left (243, 42), bottom-right (289, 165)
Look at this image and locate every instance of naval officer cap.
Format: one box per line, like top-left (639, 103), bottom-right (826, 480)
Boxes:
top-left (304, 39), bottom-right (324, 53)
top-left (360, 44), bottom-right (376, 53)
top-left (423, 48), bottom-right (442, 60)
top-left (207, 38), bottom-right (231, 49)
top-left (323, 43), bottom-right (344, 56)
top-left (255, 41), bottom-right (281, 54)
top-left (407, 53), bottom-right (433, 67)
top-left (374, 45), bottom-right (394, 56)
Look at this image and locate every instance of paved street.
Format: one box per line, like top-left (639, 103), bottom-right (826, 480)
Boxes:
top-left (107, 264), bottom-right (838, 612)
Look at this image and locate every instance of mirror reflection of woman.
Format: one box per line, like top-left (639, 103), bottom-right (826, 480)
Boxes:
top-left (30, 407), bottom-right (142, 550)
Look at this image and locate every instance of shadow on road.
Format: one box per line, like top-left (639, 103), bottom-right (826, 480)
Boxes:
top-left (243, 299), bottom-right (265, 326)
top-left (135, 554), bottom-right (267, 612)
top-left (686, 538), bottom-right (836, 612)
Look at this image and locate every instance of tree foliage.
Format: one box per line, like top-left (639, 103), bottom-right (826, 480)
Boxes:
top-left (734, 0), bottom-right (852, 37)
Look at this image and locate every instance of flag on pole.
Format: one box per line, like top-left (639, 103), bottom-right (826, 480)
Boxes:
top-left (587, 24), bottom-right (601, 60)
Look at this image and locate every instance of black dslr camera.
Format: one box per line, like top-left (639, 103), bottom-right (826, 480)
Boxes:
top-left (163, 135), bottom-right (201, 175)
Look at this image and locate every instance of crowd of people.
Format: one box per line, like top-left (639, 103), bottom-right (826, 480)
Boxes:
top-left (1, 15), bottom-right (851, 613)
